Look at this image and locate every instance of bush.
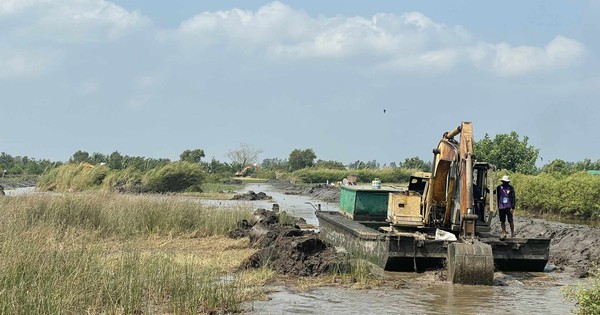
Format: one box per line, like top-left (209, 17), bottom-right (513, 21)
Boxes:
top-left (102, 167), bottom-right (146, 193)
top-left (143, 162), bottom-right (205, 193)
top-left (37, 163), bottom-right (110, 192)
top-left (510, 172), bottom-right (600, 219)
top-left (564, 267), bottom-right (600, 315)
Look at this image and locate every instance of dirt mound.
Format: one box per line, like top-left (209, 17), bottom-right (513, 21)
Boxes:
top-left (491, 216), bottom-right (600, 277)
top-left (268, 179), bottom-right (340, 203)
top-left (243, 228), bottom-right (336, 276)
top-left (301, 184), bottom-right (339, 203)
top-left (231, 191), bottom-right (272, 200)
top-left (222, 179), bottom-right (243, 185)
top-left (234, 208), bottom-right (337, 276)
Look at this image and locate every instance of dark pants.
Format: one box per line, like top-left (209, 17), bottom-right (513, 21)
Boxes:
top-left (499, 208), bottom-right (513, 224)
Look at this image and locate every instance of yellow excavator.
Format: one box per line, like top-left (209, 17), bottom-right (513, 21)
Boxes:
top-left (421, 121), bottom-right (494, 283)
top-left (234, 163), bottom-right (260, 177)
top-left (316, 121), bottom-right (550, 285)
top-left (386, 121), bottom-right (494, 283)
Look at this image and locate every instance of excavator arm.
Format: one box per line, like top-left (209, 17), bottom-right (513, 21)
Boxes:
top-left (424, 121), bottom-right (475, 230)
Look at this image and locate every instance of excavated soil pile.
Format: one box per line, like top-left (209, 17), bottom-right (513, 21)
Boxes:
top-left (222, 179), bottom-right (243, 185)
top-left (491, 216), bottom-right (600, 277)
top-left (233, 208), bottom-right (337, 276)
top-left (231, 190), bottom-right (272, 200)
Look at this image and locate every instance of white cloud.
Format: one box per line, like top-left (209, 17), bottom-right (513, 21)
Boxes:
top-left (170, 2), bottom-right (585, 76)
top-left (0, 0), bottom-right (43, 16)
top-left (1, 0), bottom-right (150, 43)
top-left (471, 36), bottom-right (586, 76)
top-left (0, 49), bottom-right (59, 79)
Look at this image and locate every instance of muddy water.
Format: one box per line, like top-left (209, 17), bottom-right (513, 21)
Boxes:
top-left (232, 184), bottom-right (577, 315)
top-left (248, 271), bottom-right (575, 314)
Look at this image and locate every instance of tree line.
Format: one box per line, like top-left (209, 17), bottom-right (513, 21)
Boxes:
top-left (2, 132), bottom-right (599, 178)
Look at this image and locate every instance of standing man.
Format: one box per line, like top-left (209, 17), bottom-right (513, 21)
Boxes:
top-left (496, 175), bottom-right (516, 239)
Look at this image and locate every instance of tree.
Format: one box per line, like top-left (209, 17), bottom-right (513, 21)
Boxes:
top-left (315, 159), bottom-right (346, 170)
top-left (542, 159), bottom-right (572, 175)
top-left (288, 148), bottom-right (316, 171)
top-left (90, 152), bottom-right (107, 164)
top-left (203, 158), bottom-right (233, 174)
top-left (261, 158), bottom-right (288, 170)
top-left (227, 143), bottom-right (263, 167)
top-left (70, 150), bottom-right (91, 164)
top-left (348, 160), bottom-right (367, 169)
top-left (473, 132), bottom-right (539, 174)
top-left (398, 156), bottom-right (432, 172)
top-left (107, 151), bottom-right (124, 170)
top-left (365, 160), bottom-right (380, 169)
top-left (180, 149), bottom-right (205, 163)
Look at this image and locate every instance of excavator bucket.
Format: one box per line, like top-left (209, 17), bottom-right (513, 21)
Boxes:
top-left (447, 241), bottom-right (494, 285)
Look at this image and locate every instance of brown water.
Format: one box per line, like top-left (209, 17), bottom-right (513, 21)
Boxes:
top-left (231, 183), bottom-right (577, 315)
top-left (246, 271), bottom-right (575, 314)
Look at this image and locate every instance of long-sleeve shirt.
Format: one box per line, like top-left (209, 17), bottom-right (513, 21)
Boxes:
top-left (496, 184), bottom-right (516, 210)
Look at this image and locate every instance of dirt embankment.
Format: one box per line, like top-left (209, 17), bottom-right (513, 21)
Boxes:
top-left (269, 179), bottom-right (600, 276)
top-left (491, 216), bottom-right (600, 277)
top-left (231, 208), bottom-right (337, 276)
top-left (267, 179), bottom-right (340, 203)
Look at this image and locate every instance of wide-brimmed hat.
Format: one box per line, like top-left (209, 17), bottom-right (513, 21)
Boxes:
top-left (501, 175), bottom-right (510, 182)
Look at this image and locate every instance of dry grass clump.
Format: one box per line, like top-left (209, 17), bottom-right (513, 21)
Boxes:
top-left (0, 192), bottom-right (271, 314)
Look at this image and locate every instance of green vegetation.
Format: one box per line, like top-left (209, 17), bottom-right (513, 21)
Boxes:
top-left (179, 148), bottom-right (205, 163)
top-left (509, 171), bottom-right (600, 220)
top-left (0, 193), bottom-right (269, 314)
top-left (288, 148), bottom-right (317, 171)
top-left (12, 134), bottom-right (600, 221)
top-left (38, 162), bottom-right (205, 193)
top-left (0, 152), bottom-right (59, 175)
top-left (143, 162), bottom-right (204, 193)
top-left (474, 131), bottom-right (539, 174)
top-left (564, 267), bottom-right (600, 315)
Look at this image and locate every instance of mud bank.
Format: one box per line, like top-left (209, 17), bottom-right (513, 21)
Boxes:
top-left (231, 190), bottom-right (272, 201)
top-left (267, 179), bottom-right (339, 203)
top-left (492, 216), bottom-right (600, 277)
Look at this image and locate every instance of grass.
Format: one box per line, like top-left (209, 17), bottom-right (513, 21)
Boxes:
top-left (0, 192), bottom-right (272, 314)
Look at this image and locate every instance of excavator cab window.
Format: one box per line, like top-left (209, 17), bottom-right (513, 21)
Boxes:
top-left (408, 176), bottom-right (428, 194)
top-left (473, 165), bottom-right (490, 223)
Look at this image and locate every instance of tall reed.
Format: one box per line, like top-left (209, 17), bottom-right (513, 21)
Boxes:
top-left (0, 192), bottom-right (261, 314)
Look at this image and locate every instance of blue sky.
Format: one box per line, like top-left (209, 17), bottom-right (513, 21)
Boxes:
top-left (1, 1), bottom-right (598, 165)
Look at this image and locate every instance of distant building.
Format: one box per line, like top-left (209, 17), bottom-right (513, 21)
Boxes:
top-left (587, 170), bottom-right (600, 175)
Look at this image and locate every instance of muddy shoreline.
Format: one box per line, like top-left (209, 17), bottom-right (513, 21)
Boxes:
top-left (267, 179), bottom-right (599, 277)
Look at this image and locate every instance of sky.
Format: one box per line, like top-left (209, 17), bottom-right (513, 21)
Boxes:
top-left (1, 0), bottom-right (599, 165)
